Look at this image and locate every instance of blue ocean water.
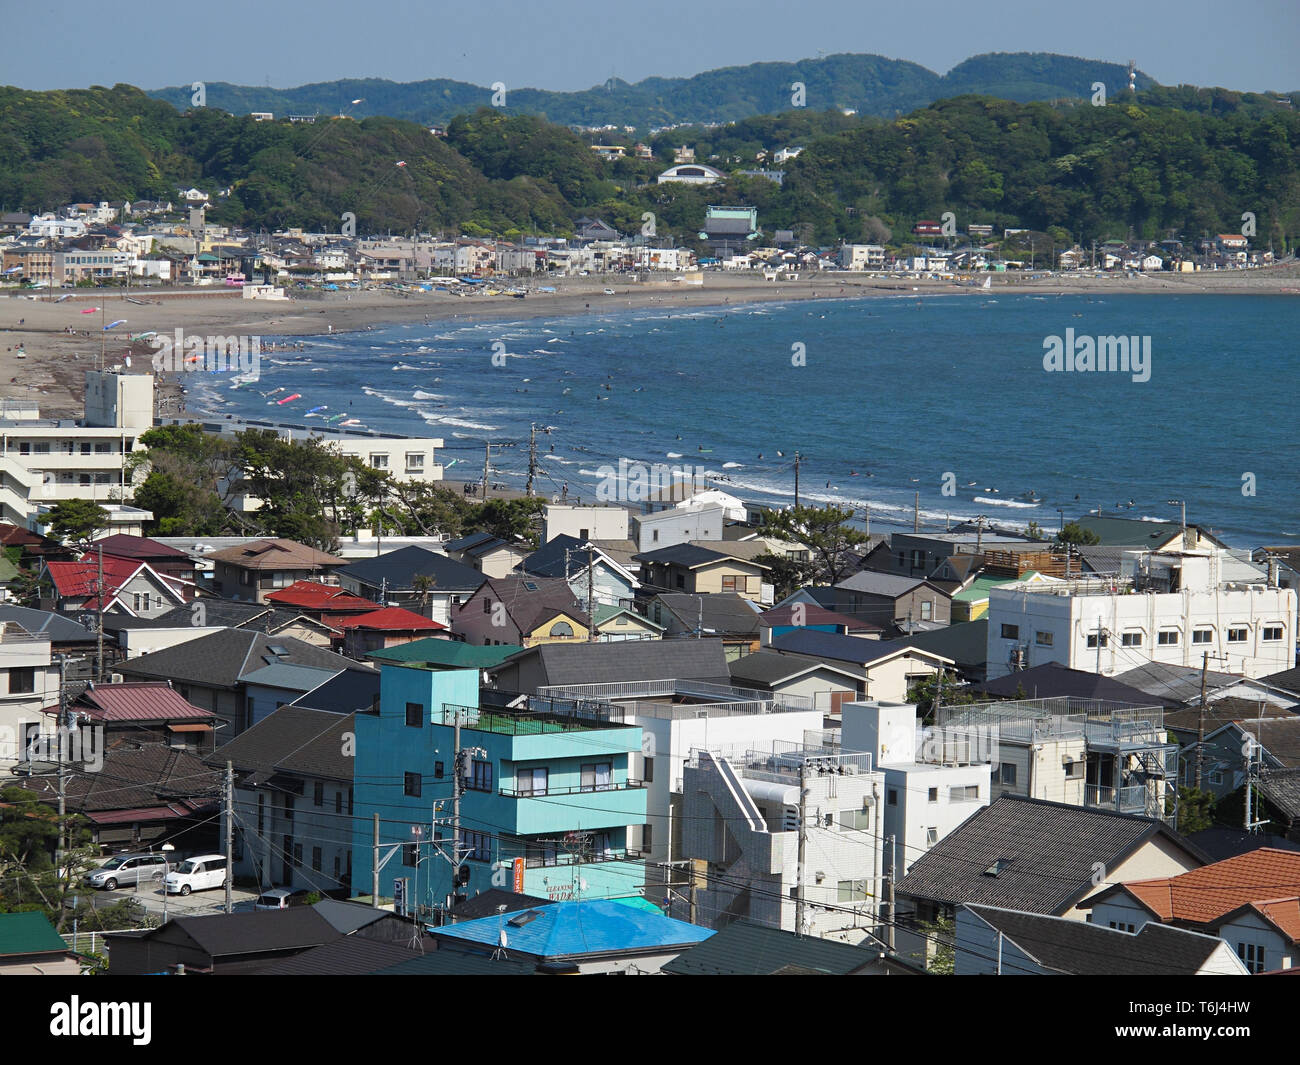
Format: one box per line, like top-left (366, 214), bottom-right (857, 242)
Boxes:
top-left (184, 292), bottom-right (1300, 546)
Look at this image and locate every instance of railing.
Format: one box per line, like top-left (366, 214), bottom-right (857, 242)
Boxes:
top-left (437, 701), bottom-right (630, 735)
top-left (498, 780), bottom-right (644, 798)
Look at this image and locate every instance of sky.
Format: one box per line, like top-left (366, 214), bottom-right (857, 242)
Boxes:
top-left (4, 0), bottom-right (1297, 95)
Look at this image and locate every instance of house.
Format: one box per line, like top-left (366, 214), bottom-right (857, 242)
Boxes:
top-left (955, 904), bottom-right (1247, 975)
top-left (589, 603), bottom-right (663, 642)
top-left (728, 650), bottom-right (864, 713)
top-left (662, 919), bottom-right (919, 975)
top-left (631, 505), bottom-right (725, 552)
top-left (350, 664), bottom-right (650, 911)
top-left (517, 534), bottom-right (639, 608)
top-left (108, 598), bottom-right (339, 658)
top-left (541, 504), bottom-right (628, 544)
top-left (842, 700), bottom-right (992, 875)
top-left (445, 532), bottom-right (530, 579)
top-left (768, 628), bottom-right (953, 703)
top-left (13, 745), bottom-right (220, 853)
top-left (893, 619), bottom-right (990, 685)
top-left (1115, 661), bottom-right (1294, 709)
top-left (239, 663), bottom-right (345, 729)
top-left (973, 661), bottom-right (1176, 706)
top-left (91, 534), bottom-right (197, 595)
top-left (656, 163), bottom-right (725, 185)
top-left (865, 531), bottom-right (1048, 582)
top-left (334, 606), bottom-right (448, 658)
top-left (1165, 703), bottom-right (1299, 797)
top-left (41, 555), bottom-right (186, 619)
top-left (206, 539), bottom-right (347, 603)
top-left (1082, 848), bottom-right (1300, 973)
top-left (431, 898), bottom-right (713, 973)
top-left (488, 637), bottom-right (732, 695)
top-left (646, 592), bottom-right (761, 656)
top-left (43, 680), bottom-right (218, 757)
top-left (893, 796), bottom-right (1207, 967)
top-left (834, 571), bottom-right (953, 630)
top-left (683, 743), bottom-right (884, 939)
top-left (986, 545), bottom-right (1295, 680)
top-left (264, 581), bottom-right (377, 623)
top-left (334, 546), bottom-right (485, 624)
top-left (1071, 516), bottom-right (1227, 550)
top-left (758, 602), bottom-right (881, 642)
top-left (0, 620), bottom-right (56, 766)
top-left (452, 575), bottom-right (590, 647)
top-left (207, 705), bottom-right (356, 892)
top-left (0, 912), bottom-right (80, 975)
top-left (366, 638), bottom-right (524, 683)
top-left (633, 544), bottom-right (770, 604)
top-left (116, 629), bottom-right (370, 736)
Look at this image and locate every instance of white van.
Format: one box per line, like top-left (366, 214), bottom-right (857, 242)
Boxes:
top-left (164, 854), bottom-right (228, 896)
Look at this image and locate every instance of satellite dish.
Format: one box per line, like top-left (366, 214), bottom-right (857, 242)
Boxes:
top-left (498, 929), bottom-right (508, 948)
top-left (124, 355), bottom-right (132, 368)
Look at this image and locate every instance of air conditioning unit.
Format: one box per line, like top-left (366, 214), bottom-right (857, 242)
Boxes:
top-left (110, 673), bottom-right (123, 684)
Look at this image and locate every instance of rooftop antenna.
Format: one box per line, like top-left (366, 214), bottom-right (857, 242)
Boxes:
top-left (1127, 60), bottom-right (1137, 94)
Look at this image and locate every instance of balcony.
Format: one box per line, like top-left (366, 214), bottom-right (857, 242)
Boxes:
top-left (498, 780), bottom-right (644, 798)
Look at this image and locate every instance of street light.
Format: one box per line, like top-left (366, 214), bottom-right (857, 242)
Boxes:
top-left (160, 843), bottom-right (175, 924)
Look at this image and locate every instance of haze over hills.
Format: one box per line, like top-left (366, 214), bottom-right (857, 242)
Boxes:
top-left (148, 51), bottom-right (1170, 128)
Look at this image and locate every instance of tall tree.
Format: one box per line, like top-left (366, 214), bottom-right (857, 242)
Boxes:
top-left (757, 504), bottom-right (868, 586)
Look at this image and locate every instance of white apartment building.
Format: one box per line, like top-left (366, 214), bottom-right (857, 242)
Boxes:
top-left (987, 545), bottom-right (1296, 681)
top-left (542, 504), bottom-right (629, 544)
top-left (0, 372), bottom-right (153, 525)
top-left (839, 244), bottom-right (886, 270)
top-left (0, 622), bottom-right (58, 767)
top-left (840, 700), bottom-right (991, 875)
top-left (682, 743), bottom-right (884, 941)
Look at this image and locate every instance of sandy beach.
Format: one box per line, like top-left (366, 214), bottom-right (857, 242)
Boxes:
top-left (1, 267), bottom-right (1297, 418)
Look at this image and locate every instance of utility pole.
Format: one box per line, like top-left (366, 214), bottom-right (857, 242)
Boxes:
top-left (975, 515), bottom-right (984, 553)
top-left (482, 443), bottom-right (492, 501)
top-left (913, 492), bottom-right (920, 533)
top-left (1095, 618), bottom-right (1105, 675)
top-left (372, 812), bottom-right (380, 908)
top-left (586, 544), bottom-right (597, 642)
top-left (884, 834), bottom-right (895, 952)
top-left (795, 761), bottom-right (808, 936)
top-left (95, 541), bottom-right (104, 681)
top-left (224, 761), bottom-right (234, 914)
top-left (1195, 651), bottom-right (1209, 790)
top-left (526, 423), bottom-right (538, 497)
top-left (863, 504), bottom-right (870, 537)
top-left (793, 451), bottom-right (801, 508)
top-left (56, 655), bottom-right (69, 873)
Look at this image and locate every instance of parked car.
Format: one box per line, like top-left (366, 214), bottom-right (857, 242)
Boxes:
top-left (254, 888), bottom-right (313, 911)
top-left (164, 854), bottom-right (228, 896)
top-left (84, 853), bottom-right (170, 890)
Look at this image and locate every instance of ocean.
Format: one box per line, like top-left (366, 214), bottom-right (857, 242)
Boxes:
top-left (183, 291), bottom-right (1300, 547)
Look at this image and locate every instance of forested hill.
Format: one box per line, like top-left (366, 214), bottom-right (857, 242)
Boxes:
top-left (147, 52), bottom-right (1173, 128)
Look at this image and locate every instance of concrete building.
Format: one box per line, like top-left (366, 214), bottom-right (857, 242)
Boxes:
top-left (839, 244), bottom-right (885, 270)
top-left (0, 621), bottom-right (57, 766)
top-left (986, 545), bottom-right (1296, 681)
top-left (542, 504), bottom-right (629, 544)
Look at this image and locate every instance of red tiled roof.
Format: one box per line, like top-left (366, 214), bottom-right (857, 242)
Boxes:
top-left (80, 683), bottom-right (214, 723)
top-left (91, 534), bottom-right (188, 560)
top-left (46, 556), bottom-right (183, 610)
top-left (1121, 848), bottom-right (1300, 926)
top-left (1251, 897), bottom-right (1300, 942)
top-left (266, 581), bottom-right (376, 611)
top-left (336, 607), bottom-right (447, 632)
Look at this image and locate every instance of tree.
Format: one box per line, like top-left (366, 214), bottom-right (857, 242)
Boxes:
top-left (1056, 521), bottom-right (1101, 546)
top-left (757, 504), bottom-right (868, 586)
top-left (753, 552), bottom-right (820, 602)
top-left (906, 671), bottom-right (976, 725)
top-left (918, 913), bottom-right (955, 974)
top-left (46, 500), bottom-right (108, 544)
top-left (465, 497), bottom-right (546, 549)
top-left (1175, 786), bottom-right (1216, 833)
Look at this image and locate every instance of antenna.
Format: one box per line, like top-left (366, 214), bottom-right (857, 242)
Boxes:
top-left (1127, 60), bottom-right (1137, 94)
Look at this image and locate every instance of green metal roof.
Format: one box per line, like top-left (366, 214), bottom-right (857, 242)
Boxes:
top-left (366, 638), bottom-right (523, 669)
top-left (953, 571), bottom-right (1044, 602)
top-left (0, 911), bottom-right (69, 957)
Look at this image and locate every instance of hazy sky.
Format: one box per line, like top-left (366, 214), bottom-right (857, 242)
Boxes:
top-left (6, 0), bottom-right (1297, 94)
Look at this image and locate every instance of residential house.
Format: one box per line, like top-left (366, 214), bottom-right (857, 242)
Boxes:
top-left (630, 504), bottom-right (725, 552)
top-left (518, 534), bottom-right (639, 609)
top-left (541, 504), bottom-right (629, 544)
top-left (350, 665), bottom-right (649, 910)
top-left (240, 663), bottom-right (344, 729)
top-left (488, 638), bottom-right (731, 696)
top-left (453, 575), bottom-right (590, 647)
top-left (46, 680), bottom-right (218, 758)
top-left (647, 592), bottom-right (761, 656)
top-left (834, 571), bottom-right (953, 631)
top-left (334, 546), bottom-right (485, 624)
top-left (767, 628), bottom-right (953, 703)
top-left (728, 650), bottom-right (864, 713)
top-left (955, 904), bottom-right (1247, 975)
top-left (1165, 702), bottom-right (1298, 797)
top-left (90, 535), bottom-right (198, 598)
top-left (0, 913), bottom-right (81, 976)
top-left (206, 539), bottom-right (347, 603)
top-left (207, 705), bottom-right (356, 892)
top-left (107, 599), bottom-right (339, 658)
top-left (445, 532), bottom-right (530, 579)
top-left (1082, 848), bottom-right (1300, 973)
top-left (634, 543), bottom-right (770, 604)
top-left (41, 555), bottom-right (186, 619)
top-left (758, 602), bottom-right (882, 642)
top-left (0, 621), bottom-right (56, 765)
top-left (893, 619), bottom-right (990, 685)
top-left (662, 919), bottom-right (919, 975)
top-left (334, 606), bottom-right (448, 658)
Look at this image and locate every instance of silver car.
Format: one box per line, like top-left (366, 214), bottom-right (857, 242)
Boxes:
top-left (84, 853), bottom-right (170, 890)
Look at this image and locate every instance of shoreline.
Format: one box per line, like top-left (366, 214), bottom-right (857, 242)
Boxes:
top-left (2, 269), bottom-right (1298, 418)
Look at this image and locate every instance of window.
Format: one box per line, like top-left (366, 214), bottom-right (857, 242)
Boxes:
top-left (1121, 631), bottom-right (1143, 647)
top-left (1193, 628), bottom-right (1213, 644)
top-left (841, 808), bottom-right (872, 830)
top-left (642, 823), bottom-right (653, 850)
top-left (921, 600), bottom-right (932, 621)
top-left (1064, 759), bottom-right (1083, 779)
top-left (404, 772), bottom-right (422, 798)
top-left (910, 550), bottom-right (925, 570)
top-left (887, 788), bottom-right (898, 807)
top-left (1237, 942), bottom-right (1265, 974)
top-left (284, 795), bottom-right (294, 823)
top-left (403, 843), bottom-right (417, 867)
top-left (347, 787), bottom-right (353, 815)
top-left (1264, 625), bottom-right (1284, 642)
top-left (837, 879), bottom-right (869, 902)
top-left (1157, 630), bottom-right (1179, 646)
top-left (8, 667), bottom-right (35, 695)
top-left (643, 757), bottom-right (654, 783)
top-left (927, 787), bottom-right (938, 802)
top-left (1209, 769), bottom-right (1224, 785)
top-left (517, 767), bottom-right (548, 796)
top-left (463, 830), bottom-right (492, 862)
top-left (549, 621), bottom-right (574, 637)
top-left (1000, 763), bottom-right (1017, 785)
top-left (405, 701), bottom-right (424, 728)
top-left (722, 575), bottom-right (738, 592)
top-left (1086, 632), bottom-right (1109, 649)
top-left (581, 762), bottom-right (612, 792)
top-left (434, 761), bottom-right (445, 779)
top-left (1000, 624), bottom-right (1019, 640)
top-left (470, 760), bottom-right (493, 792)
top-left (369, 453), bottom-right (389, 469)
top-left (313, 782), bottom-right (324, 807)
top-left (526, 839), bottom-right (558, 867)
top-left (1227, 627), bottom-right (1249, 643)
top-left (335, 790), bottom-right (342, 814)
top-left (482, 598), bottom-right (492, 613)
top-left (949, 784), bottom-right (980, 802)
top-left (292, 843), bottom-right (302, 868)
top-left (405, 452), bottom-right (425, 470)
top-left (926, 827), bottom-right (938, 846)
top-left (1109, 921), bottom-right (1136, 933)
top-left (311, 847), bottom-right (322, 872)
top-left (1035, 631), bottom-right (1053, 647)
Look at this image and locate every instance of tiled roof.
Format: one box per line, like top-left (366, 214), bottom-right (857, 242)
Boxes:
top-left (771, 628), bottom-right (949, 667)
top-left (74, 682), bottom-right (214, 723)
top-left (633, 543), bottom-right (767, 570)
top-left (205, 538), bottom-right (345, 570)
top-left (893, 619), bottom-right (989, 670)
top-left (729, 649), bottom-right (862, 686)
top-left (897, 796), bottom-right (1201, 915)
top-left (257, 935), bottom-right (425, 975)
top-left (976, 662), bottom-right (1172, 706)
top-left (662, 919), bottom-right (903, 975)
top-left (154, 909), bottom-right (340, 957)
top-left (20, 746), bottom-right (219, 813)
top-left (655, 592), bottom-right (761, 635)
top-left (46, 556), bottom-right (175, 610)
top-left (1165, 700), bottom-right (1296, 734)
top-left (119, 630), bottom-right (369, 690)
top-left (91, 534), bottom-right (188, 560)
top-left (431, 899), bottom-right (713, 959)
top-left (204, 705), bottom-right (356, 783)
top-left (1257, 768), bottom-right (1300, 820)
top-left (265, 581), bottom-right (375, 612)
top-left (495, 638), bottom-right (730, 687)
top-left (1114, 662), bottom-right (1244, 705)
top-left (1117, 848), bottom-right (1300, 927)
top-left (335, 607), bottom-right (447, 632)
top-left (474, 576), bottom-right (587, 634)
top-left (835, 571), bottom-right (932, 597)
top-left (961, 905), bottom-right (1232, 975)
top-left (336, 546), bottom-right (485, 591)
top-left (0, 605), bottom-right (95, 643)
top-left (1237, 718), bottom-right (1300, 767)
